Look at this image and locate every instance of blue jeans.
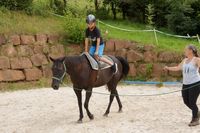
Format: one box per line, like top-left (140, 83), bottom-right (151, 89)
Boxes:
top-left (89, 44), bottom-right (105, 57)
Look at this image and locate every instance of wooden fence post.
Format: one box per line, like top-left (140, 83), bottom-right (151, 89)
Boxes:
top-left (197, 34), bottom-right (200, 45)
top-left (153, 29), bottom-right (159, 45)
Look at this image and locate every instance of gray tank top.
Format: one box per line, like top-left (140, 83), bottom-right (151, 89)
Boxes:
top-left (182, 58), bottom-right (200, 85)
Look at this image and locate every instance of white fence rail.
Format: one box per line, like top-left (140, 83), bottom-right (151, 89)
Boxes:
top-left (97, 20), bottom-right (200, 45)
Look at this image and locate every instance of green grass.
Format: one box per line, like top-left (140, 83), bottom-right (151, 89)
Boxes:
top-left (0, 78), bottom-right (51, 92)
top-left (0, 0), bottom-right (91, 34)
top-left (0, 9), bottom-right (65, 34)
top-left (0, 76), bottom-right (73, 92)
top-left (99, 20), bottom-right (199, 52)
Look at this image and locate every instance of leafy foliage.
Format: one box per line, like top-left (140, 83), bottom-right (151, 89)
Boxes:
top-left (103, 0), bottom-right (120, 19)
top-left (102, 0), bottom-right (200, 35)
top-left (26, 0), bottom-right (50, 16)
top-left (166, 1), bottom-right (197, 35)
top-left (50, 0), bottom-right (67, 15)
top-left (0, 0), bottom-right (33, 10)
top-left (145, 4), bottom-right (155, 29)
top-left (95, 6), bottom-right (110, 20)
top-left (64, 13), bottom-right (85, 43)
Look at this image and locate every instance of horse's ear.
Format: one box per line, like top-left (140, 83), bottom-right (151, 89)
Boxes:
top-left (60, 57), bottom-right (65, 62)
top-left (49, 57), bottom-right (55, 62)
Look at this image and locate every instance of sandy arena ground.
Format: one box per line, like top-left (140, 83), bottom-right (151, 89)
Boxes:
top-left (0, 85), bottom-right (200, 133)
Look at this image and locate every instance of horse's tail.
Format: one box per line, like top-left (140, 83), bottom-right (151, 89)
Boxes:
top-left (116, 56), bottom-right (130, 79)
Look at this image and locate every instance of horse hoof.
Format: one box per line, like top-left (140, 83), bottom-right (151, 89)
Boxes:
top-left (118, 109), bottom-right (123, 113)
top-left (77, 119), bottom-right (82, 123)
top-left (89, 114), bottom-right (94, 120)
top-left (103, 113), bottom-right (108, 117)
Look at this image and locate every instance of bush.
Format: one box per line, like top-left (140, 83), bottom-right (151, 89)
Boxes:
top-left (67, 1), bottom-right (87, 17)
top-left (25, 0), bottom-right (50, 16)
top-left (0, 6), bottom-right (9, 13)
top-left (0, 0), bottom-right (33, 10)
top-left (64, 13), bottom-right (85, 43)
top-left (63, 2), bottom-right (88, 43)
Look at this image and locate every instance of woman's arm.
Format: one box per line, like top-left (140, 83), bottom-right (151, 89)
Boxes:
top-left (164, 59), bottom-right (185, 71)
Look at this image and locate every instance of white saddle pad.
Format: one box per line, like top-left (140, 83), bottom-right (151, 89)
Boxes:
top-left (82, 52), bottom-right (114, 70)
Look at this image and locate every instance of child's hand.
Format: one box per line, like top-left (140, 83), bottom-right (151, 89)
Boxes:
top-left (105, 30), bottom-right (108, 35)
top-left (94, 55), bottom-right (99, 61)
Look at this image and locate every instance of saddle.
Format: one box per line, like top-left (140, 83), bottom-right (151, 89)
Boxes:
top-left (82, 52), bottom-right (114, 70)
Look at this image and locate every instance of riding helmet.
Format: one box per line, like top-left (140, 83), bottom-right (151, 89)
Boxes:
top-left (86, 14), bottom-right (96, 24)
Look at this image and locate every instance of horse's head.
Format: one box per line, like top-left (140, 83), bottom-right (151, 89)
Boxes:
top-left (50, 57), bottom-right (66, 90)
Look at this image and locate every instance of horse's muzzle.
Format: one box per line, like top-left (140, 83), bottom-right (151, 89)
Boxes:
top-left (52, 84), bottom-right (59, 90)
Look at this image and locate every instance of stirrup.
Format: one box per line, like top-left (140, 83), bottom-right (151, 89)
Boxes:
top-left (114, 63), bottom-right (118, 74)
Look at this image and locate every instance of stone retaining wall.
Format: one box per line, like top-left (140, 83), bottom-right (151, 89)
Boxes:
top-left (0, 34), bottom-right (183, 82)
top-left (104, 39), bottom-right (184, 81)
top-left (0, 34), bottom-right (81, 82)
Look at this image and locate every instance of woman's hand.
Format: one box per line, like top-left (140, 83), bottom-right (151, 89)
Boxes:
top-left (163, 66), bottom-right (169, 71)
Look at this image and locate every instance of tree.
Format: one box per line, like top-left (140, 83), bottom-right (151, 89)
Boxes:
top-left (87, 0), bottom-right (99, 11)
top-left (166, 0), bottom-right (197, 35)
top-left (50, 0), bottom-right (67, 15)
top-left (94, 0), bottom-right (99, 11)
top-left (150, 0), bottom-right (170, 27)
top-left (119, 0), bottom-right (130, 20)
top-left (127, 0), bottom-right (149, 23)
top-left (191, 0), bottom-right (200, 34)
top-left (104, 0), bottom-right (120, 19)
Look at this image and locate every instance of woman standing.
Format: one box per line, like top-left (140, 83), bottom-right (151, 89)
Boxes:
top-left (164, 44), bottom-right (200, 126)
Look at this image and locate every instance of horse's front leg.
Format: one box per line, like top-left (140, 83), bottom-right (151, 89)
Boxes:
top-left (73, 87), bottom-right (83, 123)
top-left (84, 88), bottom-right (94, 120)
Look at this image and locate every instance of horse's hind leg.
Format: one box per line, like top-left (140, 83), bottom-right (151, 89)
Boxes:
top-left (104, 89), bottom-right (115, 117)
top-left (104, 82), bottom-right (122, 116)
top-left (115, 89), bottom-right (122, 112)
top-left (84, 88), bottom-right (94, 120)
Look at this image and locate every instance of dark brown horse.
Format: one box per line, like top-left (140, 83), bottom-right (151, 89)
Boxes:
top-left (50, 54), bottom-right (129, 123)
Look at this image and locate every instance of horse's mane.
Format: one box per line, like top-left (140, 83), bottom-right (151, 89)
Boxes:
top-left (64, 55), bottom-right (86, 66)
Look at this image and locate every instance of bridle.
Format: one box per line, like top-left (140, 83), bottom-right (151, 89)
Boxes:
top-left (52, 61), bottom-right (67, 83)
